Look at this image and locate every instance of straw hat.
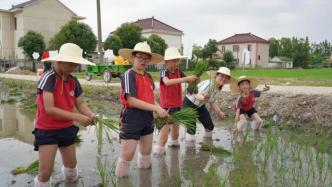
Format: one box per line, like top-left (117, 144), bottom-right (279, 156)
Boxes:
top-left (119, 42), bottom-right (164, 64)
top-left (164, 47), bottom-right (185, 61)
top-left (230, 76), bottom-right (259, 93)
top-left (41, 43), bottom-right (95, 66)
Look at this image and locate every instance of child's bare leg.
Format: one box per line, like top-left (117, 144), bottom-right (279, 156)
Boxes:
top-left (170, 124), bottom-right (180, 141)
top-left (237, 114), bottom-right (247, 132)
top-left (138, 134), bottom-right (153, 168)
top-left (37, 145), bottom-right (57, 182)
top-left (59, 144), bottom-right (78, 182)
top-left (116, 139), bottom-right (138, 177)
top-left (154, 125), bottom-right (170, 155)
top-left (250, 113), bottom-right (262, 130)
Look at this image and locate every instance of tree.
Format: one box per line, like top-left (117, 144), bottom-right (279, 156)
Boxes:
top-left (292, 37), bottom-right (310, 68)
top-left (202, 39), bottom-right (219, 59)
top-left (223, 50), bottom-right (236, 69)
top-left (49, 20), bottom-right (97, 55)
top-left (146, 34), bottom-right (168, 55)
top-left (279, 37), bottom-right (293, 58)
top-left (104, 34), bottom-right (122, 55)
top-left (113, 22), bottom-right (142, 49)
top-left (192, 44), bottom-right (203, 60)
top-left (18, 31), bottom-right (45, 60)
top-left (18, 31), bottom-right (46, 72)
top-left (268, 37), bottom-right (280, 57)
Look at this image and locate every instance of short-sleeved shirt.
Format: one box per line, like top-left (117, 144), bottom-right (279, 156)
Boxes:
top-left (159, 68), bottom-right (186, 108)
top-left (120, 69), bottom-right (155, 124)
top-left (236, 89), bottom-right (261, 112)
top-left (185, 80), bottom-right (220, 107)
top-left (35, 70), bottom-right (82, 130)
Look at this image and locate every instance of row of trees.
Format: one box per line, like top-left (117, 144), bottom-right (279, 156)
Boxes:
top-left (18, 21), bottom-right (168, 61)
top-left (269, 37), bottom-right (332, 68)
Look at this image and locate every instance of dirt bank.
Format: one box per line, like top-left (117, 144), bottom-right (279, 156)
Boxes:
top-left (1, 78), bottom-right (331, 135)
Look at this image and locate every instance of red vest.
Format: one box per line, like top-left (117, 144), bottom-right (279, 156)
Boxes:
top-left (35, 76), bottom-right (77, 129)
top-left (240, 93), bottom-right (256, 112)
top-left (159, 69), bottom-right (182, 108)
top-left (120, 71), bottom-right (155, 107)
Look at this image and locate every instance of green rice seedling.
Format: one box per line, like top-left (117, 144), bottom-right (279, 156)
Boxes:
top-left (11, 160), bottom-right (39, 175)
top-left (187, 60), bottom-right (208, 94)
top-left (200, 143), bottom-right (232, 157)
top-left (97, 158), bottom-right (112, 187)
top-left (154, 108), bottom-right (198, 132)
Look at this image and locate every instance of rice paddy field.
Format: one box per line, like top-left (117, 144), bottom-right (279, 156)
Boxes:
top-left (0, 78), bottom-right (331, 187)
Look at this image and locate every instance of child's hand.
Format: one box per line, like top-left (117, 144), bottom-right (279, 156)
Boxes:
top-left (155, 106), bottom-right (168, 118)
top-left (75, 114), bottom-right (93, 127)
top-left (218, 111), bottom-right (225, 119)
top-left (195, 94), bottom-right (205, 101)
top-left (185, 75), bottom-right (199, 83)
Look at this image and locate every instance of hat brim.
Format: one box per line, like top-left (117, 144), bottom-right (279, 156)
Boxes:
top-left (119, 49), bottom-right (164, 64)
top-left (164, 55), bottom-right (186, 61)
top-left (230, 77), bottom-right (259, 93)
top-left (41, 55), bottom-right (96, 66)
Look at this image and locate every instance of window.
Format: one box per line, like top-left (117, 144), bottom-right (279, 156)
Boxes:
top-left (233, 45), bottom-right (239, 52)
top-left (0, 119), bottom-right (2, 131)
top-left (248, 44), bottom-right (251, 51)
top-left (221, 46), bottom-right (225, 53)
top-left (14, 17), bottom-right (17, 30)
top-left (258, 55), bottom-right (260, 60)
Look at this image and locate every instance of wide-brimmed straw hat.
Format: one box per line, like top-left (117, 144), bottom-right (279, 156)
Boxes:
top-left (207, 67), bottom-right (235, 81)
top-left (119, 42), bottom-right (164, 64)
top-left (230, 76), bottom-right (259, 93)
top-left (41, 43), bottom-right (95, 66)
top-left (164, 47), bottom-right (185, 61)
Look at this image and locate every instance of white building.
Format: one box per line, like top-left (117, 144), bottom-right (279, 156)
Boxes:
top-left (0, 0), bottom-right (83, 61)
top-left (135, 17), bottom-right (183, 49)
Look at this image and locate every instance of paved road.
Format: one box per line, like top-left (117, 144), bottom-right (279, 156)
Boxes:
top-left (1, 73), bottom-right (332, 95)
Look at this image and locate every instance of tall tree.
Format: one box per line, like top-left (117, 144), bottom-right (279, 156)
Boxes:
top-left (49, 20), bottom-right (97, 55)
top-left (113, 22), bottom-right (142, 49)
top-left (192, 44), bottom-right (203, 59)
top-left (146, 34), bottom-right (168, 55)
top-left (202, 39), bottom-right (219, 59)
top-left (279, 37), bottom-right (293, 58)
top-left (268, 37), bottom-right (280, 57)
top-left (104, 34), bottom-right (122, 55)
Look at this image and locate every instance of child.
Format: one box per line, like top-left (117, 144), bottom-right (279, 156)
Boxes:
top-left (153, 47), bottom-right (198, 155)
top-left (183, 67), bottom-right (233, 142)
top-left (115, 42), bottom-right (168, 177)
top-left (34, 43), bottom-right (95, 187)
top-left (230, 76), bottom-right (270, 132)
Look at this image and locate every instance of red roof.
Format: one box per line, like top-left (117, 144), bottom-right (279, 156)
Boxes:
top-left (135, 17), bottom-right (183, 34)
top-left (218, 33), bottom-right (268, 45)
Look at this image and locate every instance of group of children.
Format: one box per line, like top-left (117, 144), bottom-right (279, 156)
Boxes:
top-left (32, 41), bottom-right (269, 186)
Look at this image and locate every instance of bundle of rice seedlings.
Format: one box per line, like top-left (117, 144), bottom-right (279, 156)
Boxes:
top-left (93, 116), bottom-right (120, 144)
top-left (187, 60), bottom-right (208, 94)
top-left (154, 108), bottom-right (198, 132)
top-left (200, 143), bottom-right (232, 157)
top-left (11, 160), bottom-right (39, 175)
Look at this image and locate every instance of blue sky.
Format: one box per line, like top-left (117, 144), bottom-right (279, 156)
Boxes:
top-left (1, 0), bottom-right (331, 55)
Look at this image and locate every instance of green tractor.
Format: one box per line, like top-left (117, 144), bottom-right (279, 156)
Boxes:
top-left (85, 64), bottom-right (132, 83)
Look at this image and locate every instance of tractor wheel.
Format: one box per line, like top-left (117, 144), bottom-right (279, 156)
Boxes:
top-left (103, 70), bottom-right (112, 83)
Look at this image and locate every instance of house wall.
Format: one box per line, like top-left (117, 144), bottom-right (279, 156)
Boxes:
top-left (0, 12), bottom-right (15, 60)
top-left (219, 42), bottom-right (269, 67)
top-left (142, 29), bottom-right (183, 49)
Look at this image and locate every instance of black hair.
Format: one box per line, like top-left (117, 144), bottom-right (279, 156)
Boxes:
top-left (238, 79), bottom-right (250, 86)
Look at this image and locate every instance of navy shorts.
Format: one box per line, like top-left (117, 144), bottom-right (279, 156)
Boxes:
top-left (240, 108), bottom-right (257, 118)
top-left (119, 122), bottom-right (154, 140)
top-left (32, 125), bottom-right (79, 151)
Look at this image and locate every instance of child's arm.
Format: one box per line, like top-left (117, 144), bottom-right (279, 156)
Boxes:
top-left (43, 91), bottom-right (92, 126)
top-left (75, 97), bottom-right (95, 117)
top-left (209, 101), bottom-right (225, 119)
top-left (127, 96), bottom-right (168, 117)
top-left (162, 75), bottom-right (197, 86)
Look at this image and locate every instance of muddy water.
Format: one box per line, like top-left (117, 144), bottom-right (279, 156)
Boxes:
top-left (0, 103), bottom-right (331, 187)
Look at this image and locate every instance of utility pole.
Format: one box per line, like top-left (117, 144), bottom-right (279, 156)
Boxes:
top-left (96, 0), bottom-right (103, 64)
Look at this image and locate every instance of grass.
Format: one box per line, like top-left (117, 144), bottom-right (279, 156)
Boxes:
top-left (74, 68), bottom-right (332, 86)
top-left (200, 143), bottom-right (232, 157)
